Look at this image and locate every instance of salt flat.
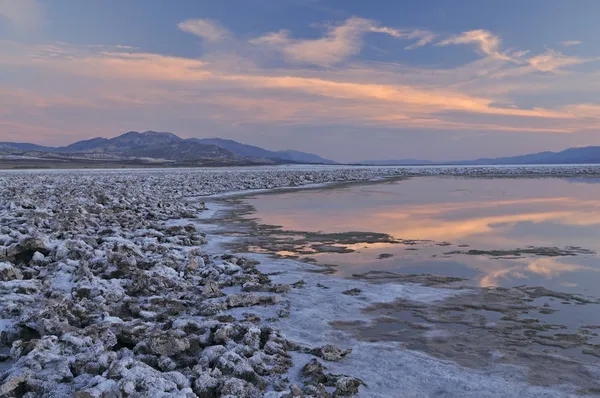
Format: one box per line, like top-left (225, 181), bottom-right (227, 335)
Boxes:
top-left (1, 166), bottom-right (599, 397)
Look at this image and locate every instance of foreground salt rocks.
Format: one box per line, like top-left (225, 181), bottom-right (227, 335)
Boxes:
top-left (4, 166), bottom-right (600, 397)
top-left (0, 168), bottom-right (380, 397)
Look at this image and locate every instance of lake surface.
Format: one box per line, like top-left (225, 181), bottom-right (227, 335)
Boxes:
top-left (244, 176), bottom-right (600, 297)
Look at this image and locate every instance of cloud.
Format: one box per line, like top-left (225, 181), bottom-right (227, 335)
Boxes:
top-left (10, 42), bottom-right (213, 81)
top-left (368, 27), bottom-right (436, 49)
top-left (438, 30), bottom-right (593, 74)
top-left (0, 0), bottom-right (44, 32)
top-left (561, 40), bottom-right (582, 47)
top-left (561, 103), bottom-right (600, 120)
top-left (438, 29), bottom-right (512, 61)
top-left (2, 17), bottom-right (600, 156)
top-left (250, 17), bottom-right (436, 66)
top-left (0, 88), bottom-right (97, 108)
top-left (0, 36), bottom-right (592, 143)
top-left (222, 74), bottom-right (573, 120)
top-left (528, 49), bottom-right (589, 72)
top-left (178, 18), bottom-right (230, 42)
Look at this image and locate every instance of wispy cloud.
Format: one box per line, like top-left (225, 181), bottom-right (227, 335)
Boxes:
top-left (10, 42), bottom-right (213, 81)
top-left (438, 29), bottom-right (594, 74)
top-left (438, 29), bottom-right (512, 61)
top-left (178, 18), bottom-right (230, 42)
top-left (528, 49), bottom-right (589, 72)
top-left (2, 16), bottom-right (600, 157)
top-left (368, 27), bottom-right (436, 49)
top-left (560, 40), bottom-right (582, 47)
top-left (250, 17), bottom-right (436, 66)
top-left (0, 38), bottom-right (584, 139)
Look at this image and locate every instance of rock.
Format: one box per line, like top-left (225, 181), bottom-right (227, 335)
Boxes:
top-left (242, 327), bottom-right (262, 351)
top-left (0, 261), bottom-right (23, 281)
top-left (288, 384), bottom-right (303, 396)
top-left (303, 383), bottom-right (332, 397)
top-left (106, 358), bottom-right (192, 396)
top-left (215, 351), bottom-right (264, 387)
top-left (0, 373), bottom-right (29, 396)
top-left (226, 293), bottom-right (260, 308)
top-left (271, 284), bottom-right (291, 294)
top-left (220, 377), bottom-right (262, 398)
top-left (215, 315), bottom-right (236, 323)
top-left (198, 301), bottom-right (228, 316)
top-left (192, 369), bottom-right (220, 397)
top-left (243, 282), bottom-right (291, 294)
top-left (202, 281), bottom-right (222, 298)
top-left (186, 253), bottom-right (199, 272)
top-left (5, 236), bottom-right (50, 264)
top-left (242, 282), bottom-right (262, 292)
top-left (292, 280), bottom-right (306, 288)
top-left (249, 351), bottom-right (293, 375)
top-left (226, 293), bottom-right (281, 308)
top-left (158, 356), bottom-right (178, 371)
top-left (334, 376), bottom-right (362, 396)
top-left (234, 257), bottom-right (260, 269)
top-left (107, 251), bottom-right (137, 272)
top-left (302, 358), bottom-right (328, 384)
top-left (31, 251), bottom-right (46, 265)
top-left (199, 345), bottom-right (228, 368)
top-left (75, 286), bottom-right (92, 299)
top-left (264, 340), bottom-right (287, 357)
top-left (312, 345), bottom-right (352, 362)
top-left (243, 313), bottom-right (261, 323)
top-left (278, 304), bottom-right (291, 318)
top-left (213, 324), bottom-right (239, 345)
top-left (74, 376), bottom-right (119, 398)
top-left (342, 288), bottom-right (361, 296)
top-left (146, 333), bottom-right (190, 356)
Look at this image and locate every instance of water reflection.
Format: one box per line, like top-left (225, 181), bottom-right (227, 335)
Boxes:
top-left (244, 177), bottom-right (600, 295)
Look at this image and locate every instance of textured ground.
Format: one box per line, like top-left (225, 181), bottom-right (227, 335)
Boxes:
top-left (2, 166), bottom-right (600, 397)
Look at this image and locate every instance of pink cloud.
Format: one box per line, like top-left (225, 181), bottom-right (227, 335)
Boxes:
top-left (178, 19), bottom-right (230, 42)
top-left (1, 18), bottom-right (600, 149)
top-left (250, 17), bottom-right (436, 66)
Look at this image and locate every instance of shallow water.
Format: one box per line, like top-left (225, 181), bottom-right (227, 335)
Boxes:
top-left (244, 176), bottom-right (600, 297)
top-left (214, 176), bottom-right (600, 394)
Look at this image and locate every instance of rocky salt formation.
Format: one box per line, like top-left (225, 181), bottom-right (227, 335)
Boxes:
top-left (3, 166), bottom-right (600, 397)
top-left (0, 168), bottom-right (386, 397)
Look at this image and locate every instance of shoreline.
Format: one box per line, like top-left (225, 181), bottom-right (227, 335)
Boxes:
top-left (202, 194), bottom-right (600, 397)
top-left (0, 167), bottom-right (599, 397)
top-left (204, 176), bottom-right (600, 396)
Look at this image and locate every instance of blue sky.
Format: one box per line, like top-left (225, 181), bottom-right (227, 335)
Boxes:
top-left (1, 0), bottom-right (600, 161)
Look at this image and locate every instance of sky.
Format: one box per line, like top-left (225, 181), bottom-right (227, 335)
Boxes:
top-left (1, 0), bottom-right (600, 162)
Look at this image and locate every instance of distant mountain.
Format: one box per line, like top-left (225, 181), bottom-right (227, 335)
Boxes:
top-left (454, 147), bottom-right (600, 165)
top-left (357, 146), bottom-right (600, 166)
top-left (0, 131), bottom-right (335, 166)
top-left (48, 131), bottom-right (233, 162)
top-left (0, 142), bottom-right (56, 152)
top-left (275, 150), bottom-right (335, 164)
top-left (61, 137), bottom-right (110, 152)
top-left (189, 138), bottom-right (276, 158)
top-left (191, 138), bottom-right (336, 164)
top-left (10, 131), bottom-right (600, 168)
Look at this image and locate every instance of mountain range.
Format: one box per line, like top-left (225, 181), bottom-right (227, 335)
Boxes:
top-left (357, 146), bottom-right (600, 166)
top-left (0, 131), bottom-right (335, 166)
top-left (3, 131), bottom-right (600, 168)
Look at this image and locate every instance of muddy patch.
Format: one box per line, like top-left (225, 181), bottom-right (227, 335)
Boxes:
top-left (445, 246), bottom-right (595, 258)
top-left (332, 285), bottom-right (600, 391)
